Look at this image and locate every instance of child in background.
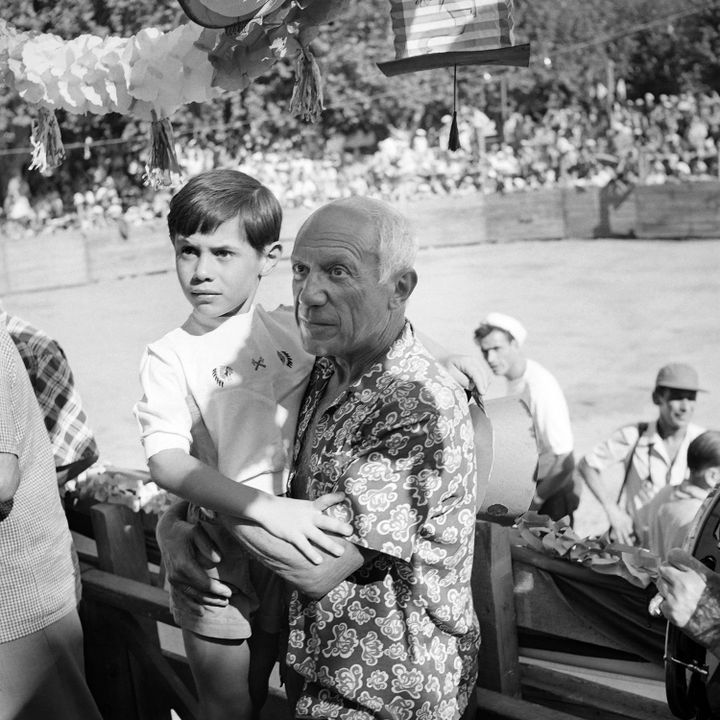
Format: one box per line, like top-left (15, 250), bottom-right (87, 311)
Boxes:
top-left (134, 169), bottom-right (352, 720)
top-left (645, 430), bottom-right (720, 559)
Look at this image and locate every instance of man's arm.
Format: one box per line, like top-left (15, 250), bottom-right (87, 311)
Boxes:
top-left (577, 457), bottom-right (635, 543)
top-left (0, 452), bottom-right (19, 502)
top-left (218, 516), bottom-right (375, 600)
top-left (532, 451), bottom-right (573, 509)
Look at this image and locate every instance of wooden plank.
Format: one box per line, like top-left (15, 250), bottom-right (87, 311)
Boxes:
top-left (4, 233), bottom-right (89, 292)
top-left (472, 521), bottom-right (521, 695)
top-left (635, 182), bottom-right (720, 238)
top-left (87, 503), bottom-right (169, 720)
top-left (484, 189), bottom-right (565, 242)
top-left (520, 663), bottom-right (675, 720)
top-left (475, 687), bottom-right (587, 720)
top-left (81, 565), bottom-right (176, 626)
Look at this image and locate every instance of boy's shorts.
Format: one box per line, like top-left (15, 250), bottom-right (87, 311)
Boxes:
top-left (169, 505), bottom-right (288, 640)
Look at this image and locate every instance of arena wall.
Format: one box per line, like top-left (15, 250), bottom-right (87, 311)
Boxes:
top-left (1, 183), bottom-right (718, 295)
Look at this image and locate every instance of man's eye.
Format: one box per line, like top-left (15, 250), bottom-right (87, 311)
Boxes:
top-left (292, 263), bottom-right (307, 276)
top-left (330, 266), bottom-right (348, 277)
top-left (179, 245), bottom-right (196, 256)
top-left (214, 250), bottom-right (232, 258)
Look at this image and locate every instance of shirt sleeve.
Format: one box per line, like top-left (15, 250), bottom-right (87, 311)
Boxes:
top-left (531, 377), bottom-right (574, 455)
top-left (133, 344), bottom-right (193, 460)
top-left (583, 424), bottom-right (639, 472)
top-left (0, 334), bottom-right (18, 456)
top-left (333, 409), bottom-right (476, 565)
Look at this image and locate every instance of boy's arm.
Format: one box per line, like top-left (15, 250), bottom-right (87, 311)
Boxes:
top-left (149, 449), bottom-right (351, 563)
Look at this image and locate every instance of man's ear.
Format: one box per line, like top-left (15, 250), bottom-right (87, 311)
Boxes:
top-left (389, 269), bottom-right (418, 308)
top-left (652, 388), bottom-right (662, 406)
top-left (259, 242), bottom-right (282, 277)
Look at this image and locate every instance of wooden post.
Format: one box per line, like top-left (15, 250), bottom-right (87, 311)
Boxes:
top-left (82, 503), bottom-right (170, 720)
top-left (471, 520), bottom-right (521, 696)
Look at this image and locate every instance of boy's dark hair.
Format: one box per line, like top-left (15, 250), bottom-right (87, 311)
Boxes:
top-left (167, 169), bottom-right (282, 252)
top-left (688, 430), bottom-right (720, 473)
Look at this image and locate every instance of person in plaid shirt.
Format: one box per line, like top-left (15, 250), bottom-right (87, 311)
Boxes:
top-left (1, 307), bottom-right (99, 485)
top-left (0, 321), bottom-right (102, 719)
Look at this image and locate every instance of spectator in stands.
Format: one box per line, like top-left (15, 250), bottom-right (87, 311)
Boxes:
top-left (0, 321), bottom-right (102, 720)
top-left (0, 306), bottom-right (99, 485)
top-left (577, 363), bottom-right (706, 545)
top-left (474, 312), bottom-right (578, 522)
top-left (644, 431), bottom-right (720, 558)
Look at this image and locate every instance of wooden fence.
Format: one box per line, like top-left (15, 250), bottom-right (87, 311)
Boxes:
top-left (2, 182), bottom-right (718, 295)
top-left (73, 502), bottom-right (675, 720)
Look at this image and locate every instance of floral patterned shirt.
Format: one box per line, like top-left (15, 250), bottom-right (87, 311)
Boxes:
top-left (287, 322), bottom-right (480, 720)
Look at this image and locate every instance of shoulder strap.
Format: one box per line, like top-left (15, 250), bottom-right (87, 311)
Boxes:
top-left (617, 422), bottom-right (649, 502)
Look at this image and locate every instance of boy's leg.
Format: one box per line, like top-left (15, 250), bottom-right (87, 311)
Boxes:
top-left (183, 629), bottom-right (251, 720)
top-left (247, 629), bottom-right (284, 719)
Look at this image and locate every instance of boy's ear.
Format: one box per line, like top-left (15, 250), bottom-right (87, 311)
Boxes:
top-left (259, 243), bottom-right (282, 277)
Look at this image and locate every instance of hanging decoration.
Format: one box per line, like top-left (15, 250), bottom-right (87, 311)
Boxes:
top-left (0, 1), bottom-right (348, 187)
top-left (377, 0), bottom-right (530, 151)
top-left (29, 105), bottom-right (66, 175)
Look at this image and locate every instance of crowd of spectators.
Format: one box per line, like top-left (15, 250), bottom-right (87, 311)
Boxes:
top-left (2, 89), bottom-right (720, 237)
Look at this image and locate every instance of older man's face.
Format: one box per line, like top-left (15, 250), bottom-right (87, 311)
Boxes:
top-left (291, 205), bottom-right (394, 361)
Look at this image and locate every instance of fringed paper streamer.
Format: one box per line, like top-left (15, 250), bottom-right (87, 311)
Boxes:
top-left (28, 106), bottom-right (66, 175)
top-left (143, 112), bottom-right (183, 189)
top-left (289, 46), bottom-right (324, 122)
top-left (448, 65), bottom-right (461, 151)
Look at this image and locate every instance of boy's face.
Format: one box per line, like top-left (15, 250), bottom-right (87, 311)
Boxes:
top-left (174, 221), bottom-right (267, 324)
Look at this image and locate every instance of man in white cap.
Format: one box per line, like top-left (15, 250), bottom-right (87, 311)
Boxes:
top-left (577, 363), bottom-right (706, 545)
top-left (474, 312), bottom-right (577, 522)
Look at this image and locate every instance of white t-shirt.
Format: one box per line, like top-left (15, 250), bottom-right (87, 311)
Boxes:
top-left (134, 305), bottom-right (313, 495)
top-left (585, 421), bottom-right (705, 529)
top-left (506, 358), bottom-right (574, 475)
top-left (644, 482), bottom-right (709, 559)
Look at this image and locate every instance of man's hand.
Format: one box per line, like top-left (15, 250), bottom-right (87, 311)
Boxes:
top-left (657, 549), bottom-right (710, 628)
top-left (444, 354), bottom-right (491, 401)
top-left (156, 501), bottom-right (232, 610)
top-left (606, 504), bottom-right (636, 545)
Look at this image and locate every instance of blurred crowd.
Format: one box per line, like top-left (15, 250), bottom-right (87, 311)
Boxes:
top-left (3, 90), bottom-right (720, 237)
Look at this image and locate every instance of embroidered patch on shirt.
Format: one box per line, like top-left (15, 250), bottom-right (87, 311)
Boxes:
top-left (212, 366), bottom-right (235, 387)
top-left (277, 350), bottom-right (293, 368)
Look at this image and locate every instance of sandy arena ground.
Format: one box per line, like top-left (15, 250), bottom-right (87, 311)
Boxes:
top-left (5, 236), bottom-right (720, 537)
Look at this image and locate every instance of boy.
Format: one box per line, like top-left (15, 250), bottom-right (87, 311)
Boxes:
top-left (134, 169), bottom-right (352, 720)
top-left (645, 430), bottom-right (720, 559)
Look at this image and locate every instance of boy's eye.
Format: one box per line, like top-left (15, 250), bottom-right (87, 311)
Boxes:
top-left (213, 249), bottom-right (232, 258)
top-left (179, 245), bottom-right (197, 256)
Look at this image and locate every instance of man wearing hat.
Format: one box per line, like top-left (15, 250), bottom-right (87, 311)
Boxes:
top-left (474, 312), bottom-right (578, 522)
top-left (577, 363), bottom-right (706, 545)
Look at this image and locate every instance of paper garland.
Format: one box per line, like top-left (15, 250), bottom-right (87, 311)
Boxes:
top-left (0, 1), bottom-right (350, 187)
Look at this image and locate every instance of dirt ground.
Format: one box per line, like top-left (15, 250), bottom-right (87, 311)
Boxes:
top-left (5, 237), bottom-right (720, 537)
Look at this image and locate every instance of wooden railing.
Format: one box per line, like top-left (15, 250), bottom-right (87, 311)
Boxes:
top-left (74, 502), bottom-right (676, 720)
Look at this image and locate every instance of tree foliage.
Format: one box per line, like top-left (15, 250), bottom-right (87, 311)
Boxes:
top-left (3, 0), bottom-right (720, 200)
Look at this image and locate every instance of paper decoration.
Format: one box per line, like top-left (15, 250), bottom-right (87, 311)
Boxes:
top-left (377, 0), bottom-right (530, 151)
top-left (378, 0), bottom-right (530, 76)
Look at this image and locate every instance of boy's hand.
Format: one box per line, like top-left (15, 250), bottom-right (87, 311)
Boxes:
top-left (260, 492), bottom-right (354, 565)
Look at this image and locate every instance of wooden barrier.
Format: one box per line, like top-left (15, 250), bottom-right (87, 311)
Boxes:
top-left (3, 181), bottom-right (717, 295)
top-left (72, 500), bottom-right (679, 720)
top-left (635, 182), bottom-right (720, 238)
